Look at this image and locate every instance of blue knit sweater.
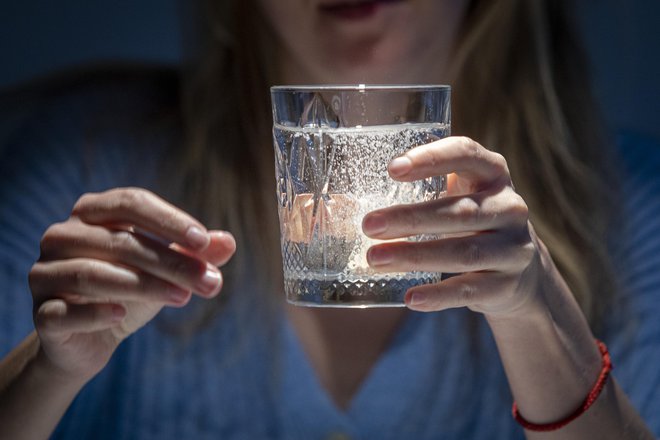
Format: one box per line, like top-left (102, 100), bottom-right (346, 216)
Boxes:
top-left (1, 77), bottom-right (659, 439)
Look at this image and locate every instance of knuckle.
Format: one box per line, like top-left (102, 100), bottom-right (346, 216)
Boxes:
top-left (116, 188), bottom-right (147, 211)
top-left (455, 282), bottom-right (476, 307)
top-left (457, 241), bottom-right (481, 269)
top-left (453, 197), bottom-right (480, 226)
top-left (458, 136), bottom-right (481, 158)
top-left (43, 221), bottom-right (69, 239)
top-left (40, 222), bottom-right (70, 257)
top-left (505, 192), bottom-right (529, 224)
top-left (71, 192), bottom-right (97, 216)
top-left (518, 240), bottom-right (537, 265)
top-left (72, 267), bottom-right (91, 292)
top-left (165, 255), bottom-right (203, 280)
top-left (417, 146), bottom-right (439, 169)
top-left (407, 245), bottom-right (424, 267)
top-left (29, 262), bottom-right (61, 298)
top-left (402, 206), bottom-right (423, 232)
top-left (491, 152), bottom-right (509, 174)
top-left (28, 263), bottom-right (44, 291)
top-left (158, 206), bottom-right (183, 232)
top-left (456, 136), bottom-right (474, 149)
top-left (71, 260), bottom-right (102, 291)
top-left (108, 230), bottom-right (139, 256)
top-left (501, 230), bottom-right (536, 270)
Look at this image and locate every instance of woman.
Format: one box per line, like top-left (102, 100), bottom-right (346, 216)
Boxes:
top-left (0, 0), bottom-right (658, 438)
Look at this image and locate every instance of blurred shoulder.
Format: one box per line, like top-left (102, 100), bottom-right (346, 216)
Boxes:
top-left (0, 66), bottom-right (183, 221)
top-left (0, 64), bottom-right (181, 114)
top-left (0, 65), bottom-right (182, 154)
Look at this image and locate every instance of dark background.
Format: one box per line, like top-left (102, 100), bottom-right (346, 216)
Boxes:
top-left (0, 0), bottom-right (659, 142)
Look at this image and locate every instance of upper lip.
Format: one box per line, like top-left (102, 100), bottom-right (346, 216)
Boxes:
top-left (318, 0), bottom-right (365, 6)
top-left (318, 0), bottom-right (400, 8)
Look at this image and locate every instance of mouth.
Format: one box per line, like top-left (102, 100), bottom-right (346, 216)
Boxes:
top-left (318, 0), bottom-right (406, 20)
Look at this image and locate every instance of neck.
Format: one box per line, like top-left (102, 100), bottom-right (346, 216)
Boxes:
top-left (286, 304), bottom-right (409, 409)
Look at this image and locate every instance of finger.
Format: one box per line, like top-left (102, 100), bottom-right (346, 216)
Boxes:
top-left (366, 232), bottom-right (534, 274)
top-left (403, 271), bottom-right (520, 313)
top-left (362, 187), bottom-right (528, 239)
top-left (388, 136), bottom-right (509, 188)
top-left (40, 222), bottom-right (223, 297)
top-left (171, 230), bottom-right (236, 267)
top-left (205, 231), bottom-right (237, 266)
top-left (71, 188), bottom-right (211, 251)
top-left (30, 259), bottom-right (192, 307)
top-left (35, 299), bottom-right (126, 338)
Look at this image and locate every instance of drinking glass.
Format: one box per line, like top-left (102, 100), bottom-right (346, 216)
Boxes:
top-left (271, 85), bottom-right (451, 307)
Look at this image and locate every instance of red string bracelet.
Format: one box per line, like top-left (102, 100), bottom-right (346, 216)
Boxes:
top-left (512, 339), bottom-right (613, 432)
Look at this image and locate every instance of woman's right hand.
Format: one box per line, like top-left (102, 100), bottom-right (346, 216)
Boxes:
top-left (28, 187), bottom-right (236, 383)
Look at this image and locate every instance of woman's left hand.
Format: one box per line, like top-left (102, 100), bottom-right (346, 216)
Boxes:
top-left (362, 136), bottom-right (549, 317)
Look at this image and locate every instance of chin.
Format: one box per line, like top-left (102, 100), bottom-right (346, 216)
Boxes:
top-left (313, 59), bottom-right (439, 85)
top-left (314, 35), bottom-right (443, 84)
top-left (279, 22), bottom-right (447, 86)
top-left (324, 68), bottom-right (421, 85)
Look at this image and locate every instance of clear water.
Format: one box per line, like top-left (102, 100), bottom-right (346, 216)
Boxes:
top-left (274, 122), bottom-right (449, 306)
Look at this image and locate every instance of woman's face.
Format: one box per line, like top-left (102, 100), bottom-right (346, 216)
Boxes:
top-left (258, 0), bottom-right (469, 84)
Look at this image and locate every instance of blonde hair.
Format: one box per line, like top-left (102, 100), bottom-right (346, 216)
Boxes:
top-left (173, 0), bottom-right (617, 328)
top-left (448, 0), bottom-right (618, 325)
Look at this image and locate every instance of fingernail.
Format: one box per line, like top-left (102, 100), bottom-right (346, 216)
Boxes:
top-left (200, 268), bottom-right (221, 293)
top-left (367, 247), bottom-right (393, 266)
top-left (410, 291), bottom-right (427, 306)
top-left (186, 226), bottom-right (210, 250)
top-left (111, 305), bottom-right (126, 322)
top-left (389, 156), bottom-right (412, 177)
top-left (363, 213), bottom-right (388, 235)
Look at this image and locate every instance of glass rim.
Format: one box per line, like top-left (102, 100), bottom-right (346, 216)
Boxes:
top-left (270, 84), bottom-right (450, 93)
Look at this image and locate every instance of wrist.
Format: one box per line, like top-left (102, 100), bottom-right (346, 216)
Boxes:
top-left (31, 347), bottom-right (93, 392)
top-left (483, 266), bottom-right (604, 427)
top-left (0, 334), bottom-right (89, 440)
top-left (512, 339), bottom-right (613, 432)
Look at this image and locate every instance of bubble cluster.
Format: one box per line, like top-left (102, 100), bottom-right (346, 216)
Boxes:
top-left (274, 122), bottom-right (449, 306)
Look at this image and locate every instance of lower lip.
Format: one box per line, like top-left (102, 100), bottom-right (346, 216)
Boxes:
top-left (319, 0), bottom-right (403, 20)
